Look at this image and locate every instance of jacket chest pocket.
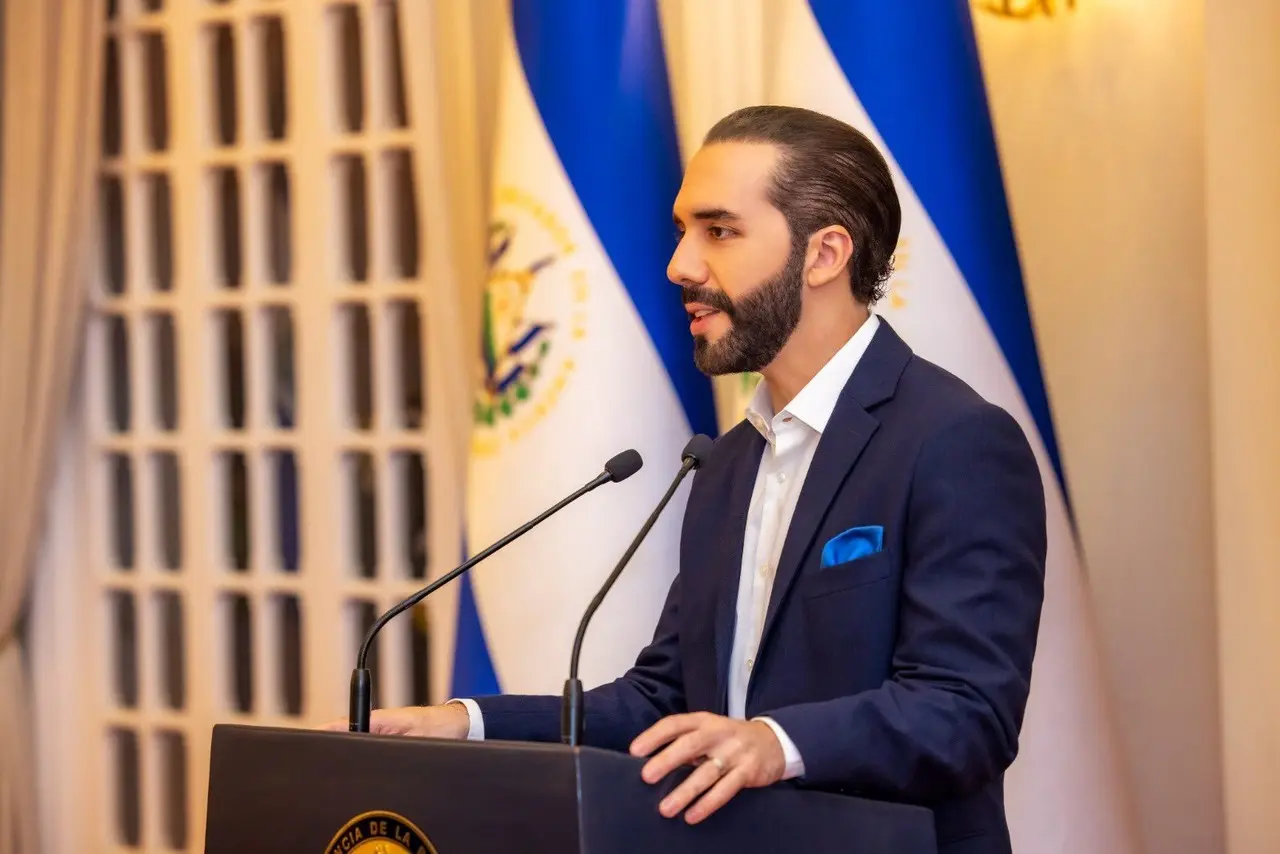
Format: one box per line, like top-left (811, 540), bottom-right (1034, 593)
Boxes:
top-left (799, 549), bottom-right (894, 599)
top-left (794, 550), bottom-right (899, 691)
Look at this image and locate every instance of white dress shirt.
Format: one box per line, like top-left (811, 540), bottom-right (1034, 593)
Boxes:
top-left (732, 313), bottom-right (880, 779)
top-left (455, 315), bottom-right (882, 781)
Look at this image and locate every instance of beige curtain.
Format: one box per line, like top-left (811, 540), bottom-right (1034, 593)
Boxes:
top-left (400, 0), bottom-right (495, 494)
top-left (0, 1), bottom-right (104, 851)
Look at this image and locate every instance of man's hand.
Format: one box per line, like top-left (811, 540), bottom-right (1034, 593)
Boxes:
top-left (317, 702), bottom-right (470, 739)
top-left (629, 712), bottom-right (786, 824)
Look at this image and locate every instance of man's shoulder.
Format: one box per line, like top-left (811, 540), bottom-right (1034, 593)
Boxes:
top-left (856, 317), bottom-right (1011, 430)
top-left (894, 351), bottom-right (999, 415)
top-left (890, 350), bottom-right (1039, 486)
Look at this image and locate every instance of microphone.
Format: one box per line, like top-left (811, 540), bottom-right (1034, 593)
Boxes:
top-left (349, 448), bottom-right (644, 732)
top-left (560, 434), bottom-right (714, 747)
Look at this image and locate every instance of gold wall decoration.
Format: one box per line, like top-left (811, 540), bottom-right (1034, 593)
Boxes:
top-left (975, 0), bottom-right (1076, 18)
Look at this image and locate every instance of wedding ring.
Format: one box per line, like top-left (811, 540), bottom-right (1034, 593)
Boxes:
top-left (709, 755), bottom-right (726, 775)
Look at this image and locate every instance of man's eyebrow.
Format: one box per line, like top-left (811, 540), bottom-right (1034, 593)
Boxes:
top-left (673, 208), bottom-right (742, 225)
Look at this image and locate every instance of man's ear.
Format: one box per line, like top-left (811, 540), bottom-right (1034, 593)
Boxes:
top-left (806, 226), bottom-right (854, 289)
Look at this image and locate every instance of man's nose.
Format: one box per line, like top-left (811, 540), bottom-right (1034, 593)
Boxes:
top-left (667, 238), bottom-right (707, 288)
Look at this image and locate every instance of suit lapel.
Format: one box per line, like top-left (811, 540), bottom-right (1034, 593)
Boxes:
top-left (752, 320), bottom-right (913, 671)
top-left (713, 425), bottom-right (765, 713)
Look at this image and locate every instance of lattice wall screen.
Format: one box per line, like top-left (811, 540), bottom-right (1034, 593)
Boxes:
top-left (49, 1), bottom-right (464, 850)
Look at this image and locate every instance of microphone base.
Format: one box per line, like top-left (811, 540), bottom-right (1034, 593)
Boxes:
top-left (560, 678), bottom-right (584, 746)
top-left (349, 668), bottom-right (372, 733)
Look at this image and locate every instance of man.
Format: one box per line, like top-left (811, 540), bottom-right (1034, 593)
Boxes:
top-left (325, 105), bottom-right (1046, 853)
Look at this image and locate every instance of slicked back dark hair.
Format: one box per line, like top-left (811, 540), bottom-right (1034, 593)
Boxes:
top-left (703, 105), bottom-right (901, 305)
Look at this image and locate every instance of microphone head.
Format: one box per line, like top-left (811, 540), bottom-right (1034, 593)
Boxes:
top-left (681, 434), bottom-right (715, 468)
top-left (604, 449), bottom-right (643, 482)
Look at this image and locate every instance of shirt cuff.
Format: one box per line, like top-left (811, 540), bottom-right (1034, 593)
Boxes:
top-left (753, 716), bottom-right (805, 780)
top-left (446, 698), bottom-right (485, 741)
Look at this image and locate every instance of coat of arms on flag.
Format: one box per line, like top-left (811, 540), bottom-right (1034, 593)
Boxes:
top-left (472, 187), bottom-right (588, 456)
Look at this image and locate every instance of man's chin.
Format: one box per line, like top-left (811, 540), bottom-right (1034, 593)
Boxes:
top-left (693, 337), bottom-right (750, 377)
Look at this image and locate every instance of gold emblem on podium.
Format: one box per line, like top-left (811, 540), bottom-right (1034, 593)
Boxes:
top-left (325, 810), bottom-right (438, 854)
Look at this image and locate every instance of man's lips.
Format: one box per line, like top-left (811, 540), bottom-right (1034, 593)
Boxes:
top-left (686, 302), bottom-right (724, 334)
top-left (684, 302), bottom-right (725, 319)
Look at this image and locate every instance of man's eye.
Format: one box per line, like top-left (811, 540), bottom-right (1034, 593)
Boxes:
top-left (707, 226), bottom-right (733, 240)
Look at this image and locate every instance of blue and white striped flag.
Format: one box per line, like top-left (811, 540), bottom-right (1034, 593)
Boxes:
top-left (451, 0), bottom-right (717, 698)
top-left (769, 2), bottom-right (1139, 851)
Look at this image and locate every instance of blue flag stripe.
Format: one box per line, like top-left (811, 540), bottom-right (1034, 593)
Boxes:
top-left (511, 0), bottom-right (718, 438)
top-left (450, 544), bottom-right (502, 697)
top-left (807, 0), bottom-right (1070, 499)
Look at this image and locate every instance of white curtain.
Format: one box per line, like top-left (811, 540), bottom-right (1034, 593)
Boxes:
top-left (0, 1), bottom-right (104, 851)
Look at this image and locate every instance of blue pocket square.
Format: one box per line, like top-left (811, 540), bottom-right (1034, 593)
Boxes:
top-left (821, 525), bottom-right (884, 568)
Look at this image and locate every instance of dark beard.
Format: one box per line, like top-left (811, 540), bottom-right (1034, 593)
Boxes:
top-left (685, 241), bottom-right (806, 376)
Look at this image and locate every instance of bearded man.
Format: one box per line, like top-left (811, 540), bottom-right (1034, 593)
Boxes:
top-left (326, 105), bottom-right (1047, 854)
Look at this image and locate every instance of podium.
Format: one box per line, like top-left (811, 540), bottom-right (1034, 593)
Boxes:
top-left (204, 723), bottom-right (936, 853)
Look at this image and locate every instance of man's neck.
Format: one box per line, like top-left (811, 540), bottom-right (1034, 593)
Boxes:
top-left (762, 306), bottom-right (870, 414)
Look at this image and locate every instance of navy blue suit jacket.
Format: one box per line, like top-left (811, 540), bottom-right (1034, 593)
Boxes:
top-left (475, 319), bottom-right (1047, 853)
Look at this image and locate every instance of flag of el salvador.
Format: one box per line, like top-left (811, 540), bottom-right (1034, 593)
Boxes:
top-left (451, 0), bottom-right (716, 700)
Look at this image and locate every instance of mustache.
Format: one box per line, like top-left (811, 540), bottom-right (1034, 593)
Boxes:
top-left (681, 287), bottom-right (735, 317)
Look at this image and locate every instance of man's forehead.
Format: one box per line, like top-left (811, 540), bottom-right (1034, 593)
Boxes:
top-left (673, 141), bottom-right (779, 217)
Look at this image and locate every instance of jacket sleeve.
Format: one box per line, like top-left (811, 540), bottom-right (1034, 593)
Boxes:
top-left (472, 570), bottom-right (687, 751)
top-left (763, 403), bottom-right (1047, 802)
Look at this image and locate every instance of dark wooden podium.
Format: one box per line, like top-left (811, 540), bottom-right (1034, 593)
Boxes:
top-left (204, 723), bottom-right (936, 853)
